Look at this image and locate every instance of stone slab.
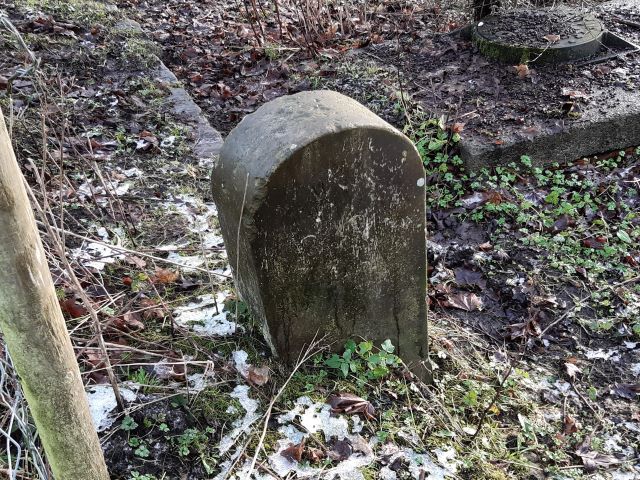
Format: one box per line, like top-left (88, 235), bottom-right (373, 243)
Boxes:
top-left (211, 91), bottom-right (430, 380)
top-left (461, 85), bottom-right (640, 169)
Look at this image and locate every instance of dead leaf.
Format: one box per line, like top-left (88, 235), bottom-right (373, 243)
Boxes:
top-left (543, 34), bottom-right (561, 43)
top-left (505, 318), bottom-right (541, 339)
top-left (454, 268), bottom-right (486, 289)
top-left (112, 312), bottom-right (145, 332)
top-left (281, 440), bottom-right (305, 463)
top-left (563, 415), bottom-right (578, 435)
top-left (151, 268), bottom-right (179, 284)
top-left (576, 442), bottom-right (621, 472)
top-left (327, 392), bottom-right (375, 420)
top-left (328, 439), bottom-right (353, 461)
top-left (514, 63), bottom-right (530, 79)
top-left (305, 446), bottom-right (325, 463)
top-left (561, 88), bottom-right (589, 100)
top-left (125, 255), bottom-right (147, 268)
top-left (612, 383), bottom-right (640, 400)
top-left (247, 365), bottom-right (271, 386)
top-left (478, 242), bottom-right (493, 251)
top-left (564, 362), bottom-right (581, 380)
top-left (450, 122), bottom-right (465, 133)
top-left (60, 298), bottom-right (88, 318)
top-left (442, 292), bottom-right (483, 312)
top-left (583, 237), bottom-right (606, 250)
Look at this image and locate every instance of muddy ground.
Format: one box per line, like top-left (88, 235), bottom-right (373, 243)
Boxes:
top-left (0, 0), bottom-right (638, 479)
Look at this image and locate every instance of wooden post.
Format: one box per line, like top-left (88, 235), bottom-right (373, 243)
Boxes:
top-left (0, 108), bottom-right (109, 479)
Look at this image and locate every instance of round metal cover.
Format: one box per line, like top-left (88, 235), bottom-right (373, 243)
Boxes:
top-left (473, 7), bottom-right (604, 64)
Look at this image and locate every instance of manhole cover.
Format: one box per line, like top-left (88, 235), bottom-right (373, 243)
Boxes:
top-left (473, 7), bottom-right (604, 64)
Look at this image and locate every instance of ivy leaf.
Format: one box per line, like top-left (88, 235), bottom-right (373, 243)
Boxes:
top-left (381, 339), bottom-right (395, 353)
top-left (617, 230), bottom-right (632, 243)
top-left (344, 339), bottom-right (357, 352)
top-left (357, 341), bottom-right (373, 355)
top-left (325, 354), bottom-right (342, 369)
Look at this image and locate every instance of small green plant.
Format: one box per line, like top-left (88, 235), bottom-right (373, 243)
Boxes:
top-left (130, 472), bottom-right (157, 480)
top-left (127, 367), bottom-right (161, 392)
top-left (134, 444), bottom-right (150, 458)
top-left (121, 416), bottom-right (138, 432)
top-left (325, 339), bottom-right (401, 383)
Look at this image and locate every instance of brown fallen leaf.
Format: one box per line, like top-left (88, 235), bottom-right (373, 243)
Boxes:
top-left (561, 88), bottom-right (589, 100)
top-left (125, 255), bottom-right (147, 269)
top-left (543, 34), bottom-right (561, 43)
top-left (514, 63), bottom-right (530, 79)
top-left (451, 122), bottom-right (465, 133)
top-left (328, 439), bottom-right (353, 461)
top-left (442, 292), bottom-right (483, 312)
top-left (60, 298), bottom-right (88, 318)
top-left (576, 435), bottom-right (622, 472)
top-left (111, 312), bottom-right (145, 332)
top-left (478, 242), bottom-right (493, 251)
top-left (305, 446), bottom-right (325, 463)
top-left (247, 365), bottom-right (271, 386)
top-left (151, 268), bottom-right (179, 284)
top-left (327, 392), bottom-right (375, 420)
top-left (563, 415), bottom-right (578, 435)
top-left (505, 318), bottom-right (541, 340)
top-left (583, 237), bottom-right (606, 250)
top-left (281, 440), bottom-right (305, 463)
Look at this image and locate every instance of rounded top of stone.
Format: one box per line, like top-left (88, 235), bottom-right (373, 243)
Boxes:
top-left (474, 7), bottom-right (604, 64)
top-left (219, 90), bottom-right (407, 179)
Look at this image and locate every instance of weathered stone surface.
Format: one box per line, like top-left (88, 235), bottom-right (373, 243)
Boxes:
top-left (211, 90), bottom-right (429, 380)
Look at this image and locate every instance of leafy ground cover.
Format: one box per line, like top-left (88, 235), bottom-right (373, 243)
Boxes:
top-left (0, 0), bottom-right (638, 479)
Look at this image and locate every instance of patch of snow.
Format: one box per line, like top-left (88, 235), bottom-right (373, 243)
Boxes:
top-left (233, 350), bottom-right (250, 377)
top-left (585, 348), bottom-right (621, 362)
top-left (611, 469), bottom-right (640, 480)
top-left (72, 241), bottom-right (125, 270)
top-left (164, 194), bottom-right (218, 233)
top-left (218, 385), bottom-right (261, 455)
top-left (214, 265), bottom-right (232, 277)
top-left (187, 372), bottom-right (216, 393)
top-left (624, 422), bottom-right (640, 433)
top-left (173, 292), bottom-right (237, 336)
top-left (96, 226), bottom-right (109, 241)
top-left (202, 232), bottom-right (225, 249)
top-left (77, 178), bottom-right (132, 206)
top-left (156, 243), bottom-right (188, 251)
top-left (435, 447), bottom-right (460, 474)
top-left (166, 251), bottom-right (206, 271)
top-left (161, 135), bottom-right (176, 148)
top-left (121, 167), bottom-right (143, 178)
top-left (86, 384), bottom-right (137, 432)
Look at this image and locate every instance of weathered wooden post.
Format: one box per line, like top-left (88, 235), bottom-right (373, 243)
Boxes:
top-left (212, 90), bottom-right (430, 381)
top-left (0, 109), bottom-right (110, 479)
